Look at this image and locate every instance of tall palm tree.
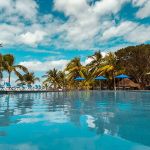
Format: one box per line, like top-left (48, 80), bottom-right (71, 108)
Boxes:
top-left (16, 72), bottom-right (40, 85)
top-left (87, 51), bottom-right (103, 70)
top-left (43, 68), bottom-right (59, 89)
top-left (65, 57), bottom-right (86, 81)
top-left (3, 54), bottom-right (28, 83)
top-left (78, 67), bottom-right (95, 90)
top-left (57, 71), bottom-right (67, 89)
top-left (95, 52), bottom-right (124, 77)
top-left (96, 52), bottom-right (125, 89)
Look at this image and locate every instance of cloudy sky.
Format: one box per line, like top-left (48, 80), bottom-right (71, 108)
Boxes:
top-left (0, 0), bottom-right (150, 79)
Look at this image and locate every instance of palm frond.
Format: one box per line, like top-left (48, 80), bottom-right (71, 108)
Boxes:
top-left (15, 65), bottom-right (28, 73)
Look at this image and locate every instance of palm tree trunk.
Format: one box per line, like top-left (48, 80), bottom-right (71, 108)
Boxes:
top-left (100, 81), bottom-right (102, 90)
top-left (8, 72), bottom-right (11, 83)
top-left (113, 71), bottom-right (116, 91)
top-left (114, 77), bottom-right (116, 90)
top-left (54, 84), bottom-right (56, 90)
top-left (113, 72), bottom-right (116, 90)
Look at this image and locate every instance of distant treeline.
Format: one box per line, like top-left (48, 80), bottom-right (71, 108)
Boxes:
top-left (43, 44), bottom-right (150, 90)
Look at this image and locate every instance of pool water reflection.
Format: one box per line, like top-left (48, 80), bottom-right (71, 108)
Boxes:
top-left (0, 91), bottom-right (150, 150)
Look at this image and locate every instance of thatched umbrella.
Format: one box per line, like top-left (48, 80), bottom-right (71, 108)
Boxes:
top-left (118, 78), bottom-right (140, 89)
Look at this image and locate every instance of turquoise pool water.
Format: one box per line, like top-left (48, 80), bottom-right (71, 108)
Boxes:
top-left (0, 91), bottom-right (150, 150)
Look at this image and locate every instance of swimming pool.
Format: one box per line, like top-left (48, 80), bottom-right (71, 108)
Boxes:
top-left (0, 91), bottom-right (150, 150)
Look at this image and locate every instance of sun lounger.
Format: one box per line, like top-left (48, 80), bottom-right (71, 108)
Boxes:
top-left (27, 84), bottom-right (35, 91)
top-left (34, 85), bottom-right (42, 91)
top-left (34, 85), bottom-right (38, 90)
top-left (0, 85), bottom-right (5, 90)
top-left (5, 82), bottom-right (14, 90)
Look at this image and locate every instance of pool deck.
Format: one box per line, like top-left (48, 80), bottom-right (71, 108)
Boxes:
top-left (0, 90), bottom-right (64, 94)
top-left (0, 89), bottom-right (149, 94)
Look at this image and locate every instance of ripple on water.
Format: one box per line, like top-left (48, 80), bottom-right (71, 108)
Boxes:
top-left (0, 91), bottom-right (150, 150)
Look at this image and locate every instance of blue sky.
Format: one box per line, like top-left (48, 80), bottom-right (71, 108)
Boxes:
top-left (0, 0), bottom-right (150, 82)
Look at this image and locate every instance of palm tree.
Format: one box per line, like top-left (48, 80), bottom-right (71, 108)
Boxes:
top-left (65, 57), bottom-right (86, 81)
top-left (78, 67), bottom-right (95, 90)
top-left (16, 72), bottom-right (40, 85)
top-left (94, 52), bottom-right (124, 76)
top-left (96, 52), bottom-right (125, 89)
top-left (57, 71), bottom-right (67, 90)
top-left (2, 54), bottom-right (28, 83)
top-left (87, 51), bottom-right (103, 71)
top-left (43, 68), bottom-right (59, 89)
top-left (103, 52), bottom-right (125, 76)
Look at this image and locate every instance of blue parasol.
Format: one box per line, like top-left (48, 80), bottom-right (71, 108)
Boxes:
top-left (115, 74), bottom-right (129, 90)
top-left (95, 76), bottom-right (107, 80)
top-left (74, 77), bottom-right (85, 81)
top-left (115, 74), bottom-right (129, 79)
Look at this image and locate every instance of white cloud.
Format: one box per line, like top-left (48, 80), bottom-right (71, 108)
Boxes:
top-left (55, 0), bottom-right (128, 17)
top-left (0, 22), bottom-right (56, 47)
top-left (101, 20), bottom-right (150, 43)
top-left (0, 3), bottom-right (62, 47)
top-left (19, 60), bottom-right (69, 72)
top-left (94, 0), bottom-right (129, 16)
top-left (125, 25), bottom-right (150, 43)
top-left (54, 0), bottom-right (89, 17)
top-left (0, 23), bottom-right (48, 46)
top-left (0, 0), bottom-right (150, 51)
top-left (132, 0), bottom-right (150, 18)
top-left (0, 0), bottom-right (45, 47)
top-left (132, 0), bottom-right (147, 6)
top-left (15, 0), bottom-right (38, 20)
top-left (101, 21), bottom-right (138, 40)
top-left (0, 0), bottom-right (38, 21)
top-left (53, 0), bottom-right (129, 50)
top-left (54, 0), bottom-right (99, 49)
top-left (136, 1), bottom-right (150, 18)
top-left (20, 31), bottom-right (47, 46)
top-left (0, 23), bottom-right (23, 45)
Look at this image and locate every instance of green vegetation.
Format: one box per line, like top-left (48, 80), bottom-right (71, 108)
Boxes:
top-left (0, 44), bottom-right (150, 89)
top-left (115, 44), bottom-right (150, 84)
top-left (0, 53), bottom-right (39, 85)
top-left (43, 44), bottom-right (150, 90)
top-left (2, 54), bottom-right (28, 83)
top-left (16, 72), bottom-right (40, 85)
